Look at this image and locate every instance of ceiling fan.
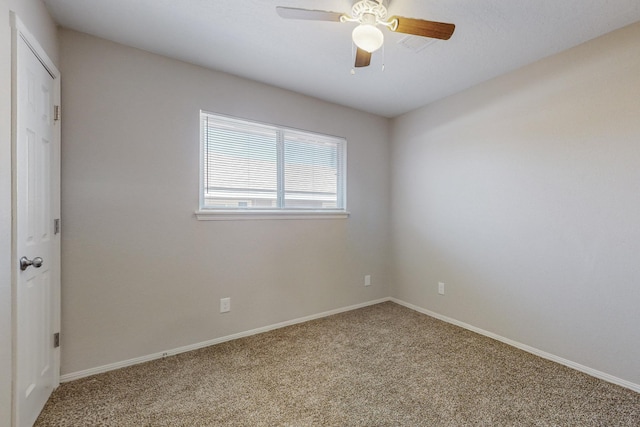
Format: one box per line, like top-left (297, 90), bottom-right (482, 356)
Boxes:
top-left (276, 0), bottom-right (456, 68)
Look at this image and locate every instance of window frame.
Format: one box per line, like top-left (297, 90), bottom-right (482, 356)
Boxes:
top-left (196, 111), bottom-right (349, 221)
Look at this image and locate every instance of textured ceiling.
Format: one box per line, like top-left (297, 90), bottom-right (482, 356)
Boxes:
top-left (43, 0), bottom-right (640, 117)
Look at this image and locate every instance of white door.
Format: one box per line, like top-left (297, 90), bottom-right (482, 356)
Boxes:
top-left (13, 15), bottom-right (61, 427)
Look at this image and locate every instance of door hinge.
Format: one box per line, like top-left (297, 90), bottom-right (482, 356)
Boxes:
top-left (54, 218), bottom-right (61, 235)
top-left (53, 332), bottom-right (60, 348)
top-left (54, 105), bottom-right (60, 121)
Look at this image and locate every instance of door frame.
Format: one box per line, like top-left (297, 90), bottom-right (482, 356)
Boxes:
top-left (10, 12), bottom-right (61, 426)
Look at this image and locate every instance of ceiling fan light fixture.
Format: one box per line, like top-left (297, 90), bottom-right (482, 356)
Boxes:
top-left (352, 24), bottom-right (384, 53)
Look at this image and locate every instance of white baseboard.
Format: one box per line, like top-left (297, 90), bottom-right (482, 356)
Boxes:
top-left (61, 296), bottom-right (640, 394)
top-left (60, 297), bottom-right (391, 383)
top-left (390, 297), bottom-right (640, 394)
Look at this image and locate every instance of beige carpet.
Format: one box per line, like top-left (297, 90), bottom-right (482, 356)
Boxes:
top-left (36, 302), bottom-right (640, 426)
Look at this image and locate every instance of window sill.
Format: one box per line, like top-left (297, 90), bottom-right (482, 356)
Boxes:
top-left (195, 210), bottom-right (350, 221)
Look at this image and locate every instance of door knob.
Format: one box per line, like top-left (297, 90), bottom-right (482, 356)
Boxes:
top-left (20, 256), bottom-right (43, 271)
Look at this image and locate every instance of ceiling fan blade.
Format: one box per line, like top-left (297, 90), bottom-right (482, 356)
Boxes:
top-left (389, 16), bottom-right (455, 40)
top-left (355, 48), bottom-right (371, 68)
top-left (276, 6), bottom-right (344, 22)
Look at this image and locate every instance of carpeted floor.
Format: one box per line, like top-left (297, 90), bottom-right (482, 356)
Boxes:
top-left (36, 302), bottom-right (640, 426)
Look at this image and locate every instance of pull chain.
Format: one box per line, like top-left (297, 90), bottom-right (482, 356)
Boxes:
top-left (351, 43), bottom-right (356, 75)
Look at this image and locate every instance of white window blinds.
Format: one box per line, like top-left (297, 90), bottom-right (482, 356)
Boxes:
top-left (201, 111), bottom-right (346, 211)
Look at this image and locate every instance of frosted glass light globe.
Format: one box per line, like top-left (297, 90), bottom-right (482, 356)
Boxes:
top-left (352, 24), bottom-right (384, 53)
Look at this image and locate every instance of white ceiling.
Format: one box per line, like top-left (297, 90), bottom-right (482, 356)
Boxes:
top-left (43, 0), bottom-right (640, 118)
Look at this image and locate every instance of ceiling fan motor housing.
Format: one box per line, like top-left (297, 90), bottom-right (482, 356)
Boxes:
top-left (351, 0), bottom-right (388, 22)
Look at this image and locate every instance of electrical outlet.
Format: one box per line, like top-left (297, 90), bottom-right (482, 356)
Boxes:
top-left (438, 282), bottom-right (445, 295)
top-left (220, 297), bottom-right (231, 313)
top-left (364, 275), bottom-right (371, 286)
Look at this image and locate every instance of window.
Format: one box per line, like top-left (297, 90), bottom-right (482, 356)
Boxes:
top-left (197, 111), bottom-right (347, 219)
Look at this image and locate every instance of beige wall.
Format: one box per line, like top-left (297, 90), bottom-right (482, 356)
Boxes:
top-left (391, 22), bottom-right (640, 385)
top-left (0, 0), bottom-right (58, 424)
top-left (58, 29), bottom-right (391, 375)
